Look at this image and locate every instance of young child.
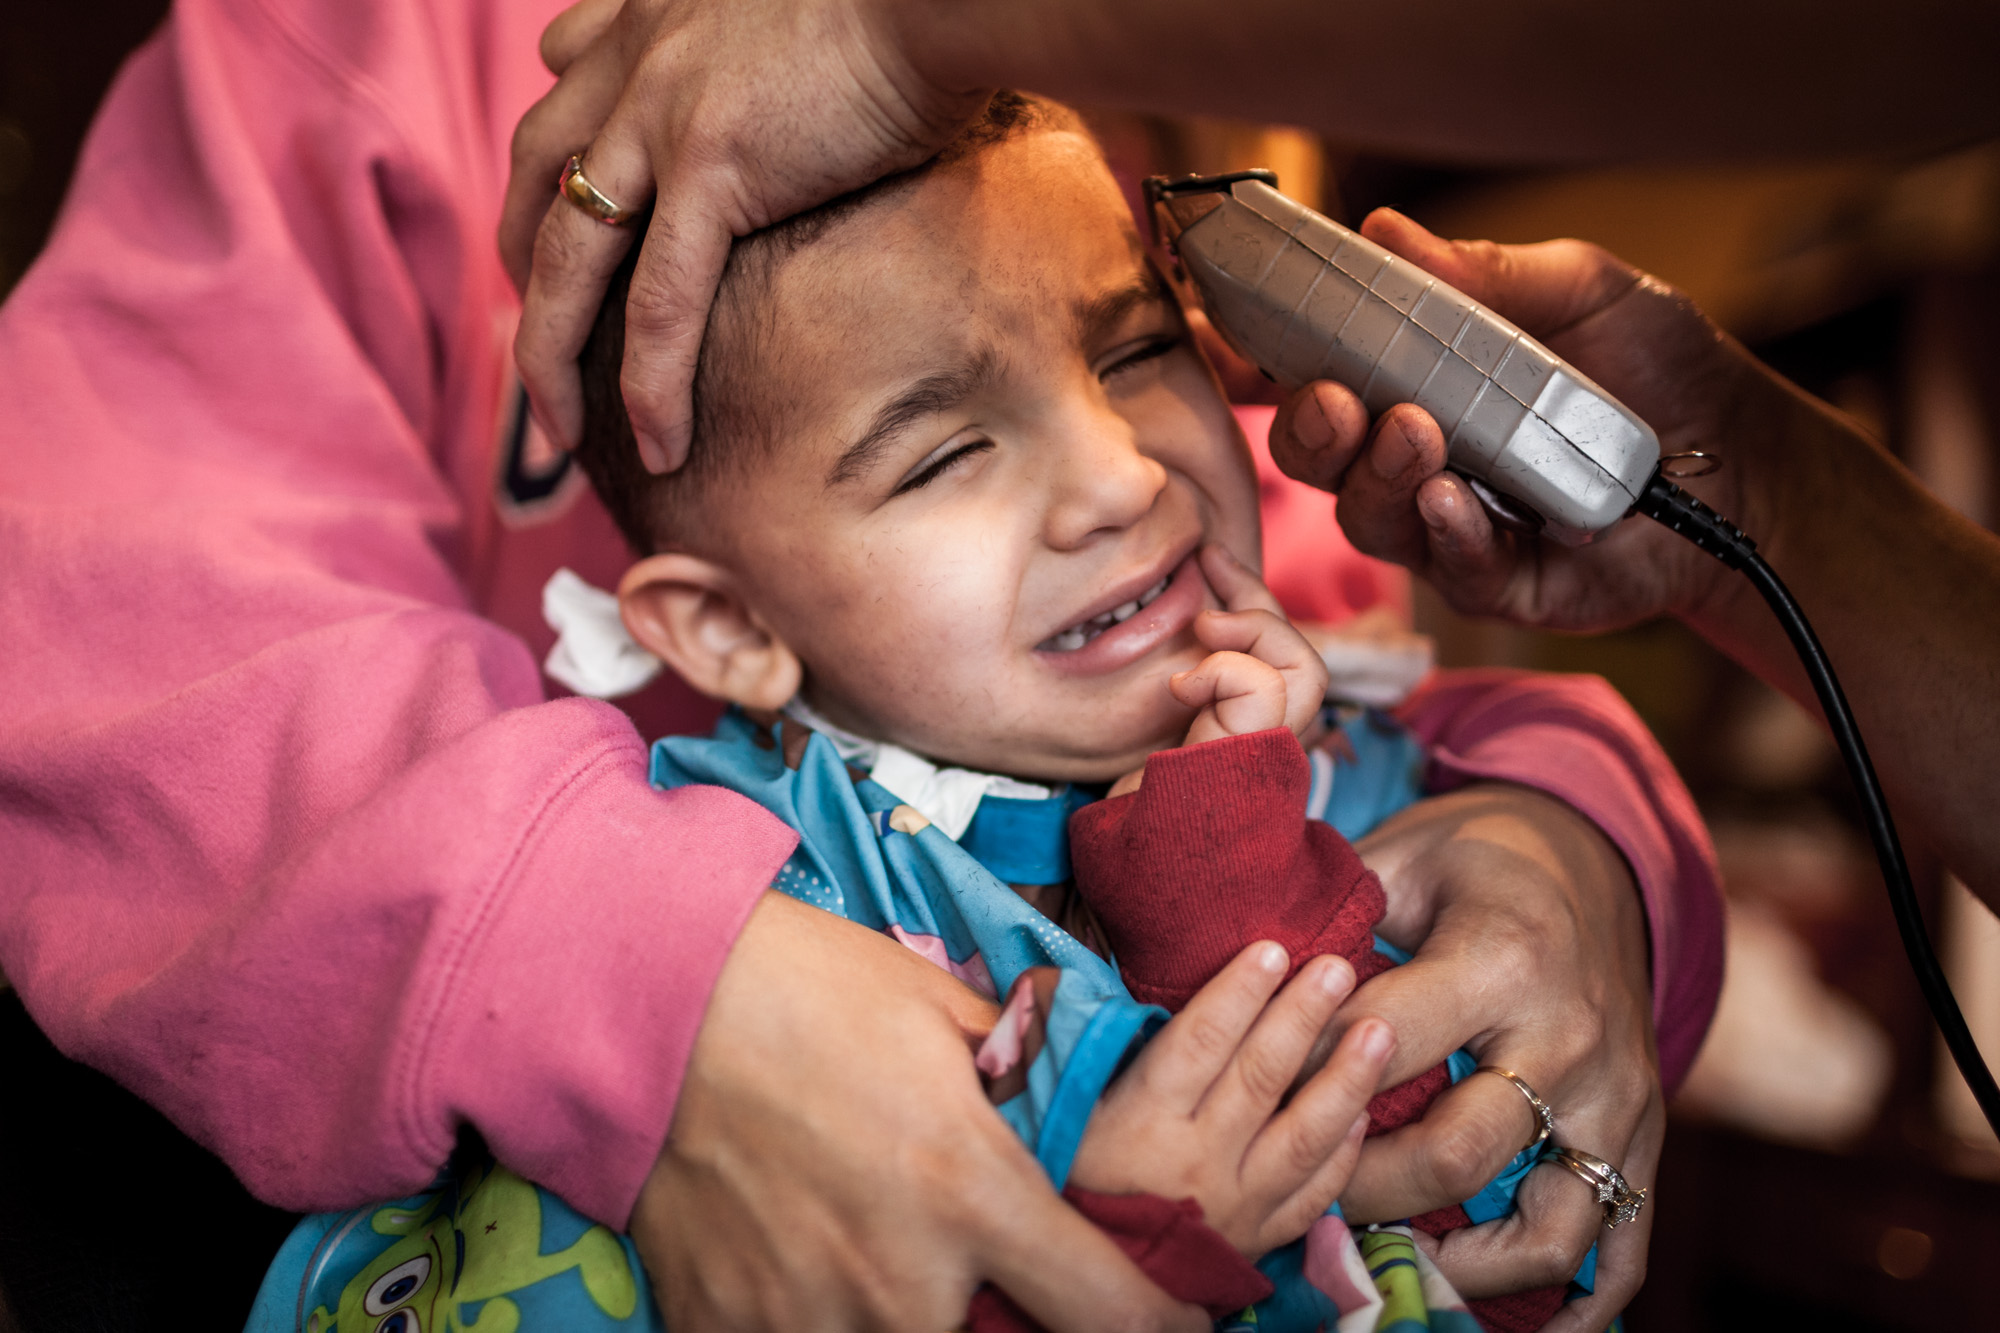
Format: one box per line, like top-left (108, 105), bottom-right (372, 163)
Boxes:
top-left (253, 93), bottom-right (1703, 1333)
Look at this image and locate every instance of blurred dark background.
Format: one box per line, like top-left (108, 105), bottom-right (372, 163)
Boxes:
top-left (0, 0), bottom-right (172, 298)
top-left (6, 3), bottom-right (1999, 1330)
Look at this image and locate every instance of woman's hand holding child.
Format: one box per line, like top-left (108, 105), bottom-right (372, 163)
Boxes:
top-left (631, 893), bottom-right (1211, 1333)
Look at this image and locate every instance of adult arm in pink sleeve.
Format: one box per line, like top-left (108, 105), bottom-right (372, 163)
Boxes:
top-left (1396, 670), bottom-right (1724, 1093)
top-left (0, 0), bottom-right (794, 1225)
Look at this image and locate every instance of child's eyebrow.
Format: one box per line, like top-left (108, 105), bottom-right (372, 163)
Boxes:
top-left (828, 347), bottom-right (1000, 488)
top-left (1075, 269), bottom-right (1175, 344)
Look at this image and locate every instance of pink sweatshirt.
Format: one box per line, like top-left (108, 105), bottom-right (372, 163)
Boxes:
top-left (0, 0), bottom-right (1720, 1232)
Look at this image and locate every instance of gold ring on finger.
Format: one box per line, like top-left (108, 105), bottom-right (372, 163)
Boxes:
top-left (1541, 1145), bottom-right (1648, 1229)
top-left (559, 153), bottom-right (636, 226)
top-left (1477, 1065), bottom-right (1555, 1156)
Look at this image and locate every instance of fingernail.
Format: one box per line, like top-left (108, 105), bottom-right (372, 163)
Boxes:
top-left (1394, 209), bottom-right (1438, 241)
top-left (1370, 417), bottom-right (1416, 481)
top-left (524, 396), bottom-right (574, 456)
top-left (1360, 207), bottom-right (1405, 242)
top-left (635, 430), bottom-right (671, 474)
top-left (1314, 956), bottom-right (1354, 994)
top-left (1359, 1020), bottom-right (1394, 1062)
top-left (1300, 389), bottom-right (1336, 450)
top-left (1256, 941), bottom-right (1287, 973)
top-left (1417, 481), bottom-right (1452, 532)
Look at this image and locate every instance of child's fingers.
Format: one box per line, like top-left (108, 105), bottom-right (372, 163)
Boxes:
top-left (1193, 607), bottom-right (1326, 683)
top-left (1170, 649), bottom-right (1282, 709)
top-left (1189, 611), bottom-right (1329, 735)
top-left (1172, 650), bottom-right (1289, 741)
top-left (1193, 606), bottom-right (1314, 667)
top-left (1199, 543), bottom-right (1286, 616)
top-left (1194, 955), bottom-right (1358, 1139)
top-left (1194, 545), bottom-right (1332, 736)
top-left (1258, 1113), bottom-right (1369, 1252)
top-left (1240, 1016), bottom-right (1394, 1211)
top-left (1123, 942), bottom-right (1292, 1107)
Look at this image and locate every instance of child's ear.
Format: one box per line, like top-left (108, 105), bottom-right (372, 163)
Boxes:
top-left (618, 555), bottom-right (802, 711)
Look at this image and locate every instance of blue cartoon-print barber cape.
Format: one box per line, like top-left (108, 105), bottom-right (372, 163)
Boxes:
top-left (245, 711), bottom-right (1159, 1333)
top-left (656, 710), bottom-right (1171, 1179)
top-left (249, 706), bottom-right (1569, 1333)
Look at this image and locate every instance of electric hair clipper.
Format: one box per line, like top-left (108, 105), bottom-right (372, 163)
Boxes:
top-left (1145, 171), bottom-right (1659, 544)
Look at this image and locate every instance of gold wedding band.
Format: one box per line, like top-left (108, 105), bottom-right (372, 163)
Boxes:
top-left (559, 154), bottom-right (636, 226)
top-left (1478, 1065), bottom-right (1555, 1156)
top-left (1542, 1145), bottom-right (1648, 1229)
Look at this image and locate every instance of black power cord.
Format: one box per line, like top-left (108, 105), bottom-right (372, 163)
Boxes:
top-left (1635, 472), bottom-right (2000, 1137)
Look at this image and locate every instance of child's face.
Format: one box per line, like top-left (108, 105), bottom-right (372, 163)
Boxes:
top-left (673, 131), bottom-right (1262, 781)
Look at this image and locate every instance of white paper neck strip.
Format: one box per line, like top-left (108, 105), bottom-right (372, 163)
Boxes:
top-left (540, 568), bottom-right (664, 699)
top-left (781, 697), bottom-right (1050, 842)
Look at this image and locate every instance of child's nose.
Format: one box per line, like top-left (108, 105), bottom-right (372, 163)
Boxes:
top-left (1041, 409), bottom-right (1169, 550)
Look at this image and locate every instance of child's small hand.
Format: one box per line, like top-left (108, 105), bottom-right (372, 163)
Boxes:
top-left (1172, 544), bottom-right (1330, 747)
top-left (1107, 546), bottom-right (1327, 796)
top-left (1067, 942), bottom-right (1397, 1258)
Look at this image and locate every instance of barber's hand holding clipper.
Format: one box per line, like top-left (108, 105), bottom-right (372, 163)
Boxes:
top-left (1273, 210), bottom-right (2000, 902)
top-left (1267, 210), bottom-right (1752, 639)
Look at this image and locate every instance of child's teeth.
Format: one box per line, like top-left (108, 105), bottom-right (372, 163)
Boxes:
top-left (1040, 572), bottom-right (1176, 652)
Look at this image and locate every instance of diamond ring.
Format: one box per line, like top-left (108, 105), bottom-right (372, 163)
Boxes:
top-left (1543, 1145), bottom-right (1648, 1228)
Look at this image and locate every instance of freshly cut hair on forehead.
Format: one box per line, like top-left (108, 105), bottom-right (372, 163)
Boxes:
top-left (574, 91), bottom-right (1087, 556)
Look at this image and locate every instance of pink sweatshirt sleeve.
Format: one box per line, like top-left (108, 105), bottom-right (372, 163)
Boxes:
top-left (0, 0), bottom-right (795, 1227)
top-left (1241, 404), bottom-right (1722, 1092)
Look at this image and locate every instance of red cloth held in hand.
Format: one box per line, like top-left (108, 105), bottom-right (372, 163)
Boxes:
top-left (1068, 728), bottom-right (1566, 1333)
top-left (965, 1186), bottom-right (1274, 1332)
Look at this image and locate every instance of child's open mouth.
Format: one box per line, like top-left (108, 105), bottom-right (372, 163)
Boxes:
top-left (1038, 575), bottom-right (1172, 653)
top-left (1034, 552), bottom-right (1208, 674)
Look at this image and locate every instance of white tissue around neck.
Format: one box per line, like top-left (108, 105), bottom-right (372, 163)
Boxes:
top-left (541, 568), bottom-right (664, 699)
top-left (783, 697), bottom-right (1049, 841)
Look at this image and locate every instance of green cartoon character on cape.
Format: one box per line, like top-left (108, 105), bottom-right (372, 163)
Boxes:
top-left (282, 1157), bottom-right (653, 1333)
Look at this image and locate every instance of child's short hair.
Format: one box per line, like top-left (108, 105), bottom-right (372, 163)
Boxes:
top-left (574, 91), bottom-right (1083, 556)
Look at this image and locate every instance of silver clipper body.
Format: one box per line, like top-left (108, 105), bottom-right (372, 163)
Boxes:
top-left (1146, 172), bottom-right (1658, 544)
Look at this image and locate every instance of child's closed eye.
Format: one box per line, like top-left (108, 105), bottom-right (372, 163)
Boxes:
top-left (1100, 334), bottom-right (1186, 383)
top-left (893, 437), bottom-right (995, 495)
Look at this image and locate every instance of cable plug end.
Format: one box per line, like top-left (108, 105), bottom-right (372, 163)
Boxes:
top-left (1634, 472), bottom-right (1758, 569)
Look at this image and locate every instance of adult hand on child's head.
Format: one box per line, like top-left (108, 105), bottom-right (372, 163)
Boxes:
top-left (1069, 943), bottom-right (1394, 1258)
top-left (1269, 210), bottom-right (1764, 637)
top-left (503, 0), bottom-right (989, 471)
top-left (631, 891), bottom-right (1207, 1332)
top-left (1327, 783), bottom-right (1661, 1328)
